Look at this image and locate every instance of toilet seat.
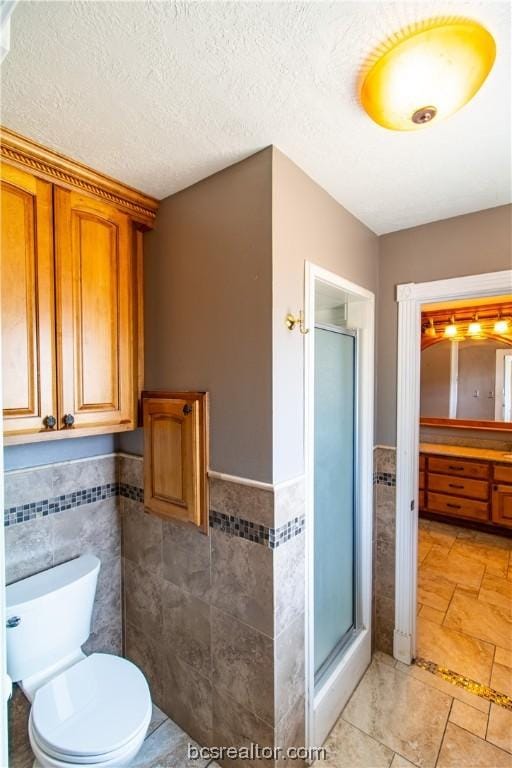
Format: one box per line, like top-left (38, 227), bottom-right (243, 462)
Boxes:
top-left (29, 653), bottom-right (151, 764)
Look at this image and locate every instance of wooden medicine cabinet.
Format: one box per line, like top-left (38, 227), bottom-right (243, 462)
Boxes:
top-left (143, 391), bottom-right (209, 532)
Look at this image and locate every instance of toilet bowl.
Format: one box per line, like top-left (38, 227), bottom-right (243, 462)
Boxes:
top-left (6, 555), bottom-right (152, 767)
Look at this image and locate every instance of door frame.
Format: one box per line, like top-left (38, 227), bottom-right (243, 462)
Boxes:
top-left (0, 266), bottom-right (8, 763)
top-left (394, 269), bottom-right (512, 664)
top-left (304, 262), bottom-right (375, 748)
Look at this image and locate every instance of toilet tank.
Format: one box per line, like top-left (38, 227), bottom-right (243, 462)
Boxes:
top-left (6, 555), bottom-right (100, 683)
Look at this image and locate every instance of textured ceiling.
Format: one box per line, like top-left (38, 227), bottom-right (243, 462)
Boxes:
top-left (1, 1), bottom-right (510, 234)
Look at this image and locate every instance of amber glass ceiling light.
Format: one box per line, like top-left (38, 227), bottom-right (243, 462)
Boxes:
top-left (360, 18), bottom-right (496, 130)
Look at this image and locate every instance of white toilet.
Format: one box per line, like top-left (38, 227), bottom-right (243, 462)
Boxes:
top-left (6, 555), bottom-right (152, 767)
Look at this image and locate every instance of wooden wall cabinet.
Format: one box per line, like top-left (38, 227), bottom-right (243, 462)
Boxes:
top-left (1, 127), bottom-right (158, 443)
top-left (143, 392), bottom-right (209, 532)
top-left (1, 163), bottom-right (56, 435)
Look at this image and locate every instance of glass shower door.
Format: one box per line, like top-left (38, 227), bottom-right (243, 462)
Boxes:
top-left (314, 325), bottom-right (356, 683)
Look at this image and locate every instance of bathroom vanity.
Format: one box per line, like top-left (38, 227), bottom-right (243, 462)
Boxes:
top-left (419, 443), bottom-right (512, 532)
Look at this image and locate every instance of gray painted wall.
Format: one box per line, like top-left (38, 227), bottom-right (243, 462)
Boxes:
top-left (144, 148), bottom-right (274, 482)
top-left (272, 148), bottom-right (379, 483)
top-left (377, 204), bottom-right (512, 446)
top-left (4, 434), bottom-right (116, 471)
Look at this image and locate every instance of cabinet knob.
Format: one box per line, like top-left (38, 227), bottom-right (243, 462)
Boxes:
top-left (63, 413), bottom-right (75, 427)
top-left (43, 415), bottom-right (56, 429)
top-left (183, 404), bottom-right (192, 415)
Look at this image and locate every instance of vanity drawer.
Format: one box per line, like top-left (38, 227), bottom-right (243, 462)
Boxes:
top-left (419, 454), bottom-right (426, 471)
top-left (419, 491), bottom-right (426, 511)
top-left (427, 492), bottom-right (489, 522)
top-left (428, 473), bottom-right (489, 501)
top-left (494, 464), bottom-right (512, 484)
top-left (419, 471), bottom-right (425, 490)
top-left (428, 456), bottom-right (490, 480)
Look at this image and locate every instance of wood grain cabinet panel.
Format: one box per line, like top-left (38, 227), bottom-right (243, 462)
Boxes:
top-left (428, 473), bottom-right (489, 501)
top-left (1, 163), bottom-right (56, 438)
top-left (492, 484), bottom-right (512, 528)
top-left (1, 127), bottom-right (158, 444)
top-left (427, 492), bottom-right (489, 522)
top-left (55, 189), bottom-right (135, 431)
top-left (143, 392), bottom-right (209, 532)
top-left (428, 456), bottom-right (490, 480)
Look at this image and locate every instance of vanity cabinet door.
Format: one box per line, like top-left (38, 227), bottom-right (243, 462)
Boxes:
top-left (1, 163), bottom-right (57, 438)
top-left (492, 484), bottom-right (512, 529)
top-left (54, 189), bottom-right (135, 431)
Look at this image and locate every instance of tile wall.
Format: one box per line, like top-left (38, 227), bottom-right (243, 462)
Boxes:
top-left (120, 455), bottom-right (306, 768)
top-left (373, 446), bottom-right (397, 655)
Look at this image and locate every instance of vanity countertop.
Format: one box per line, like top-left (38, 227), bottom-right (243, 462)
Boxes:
top-left (420, 442), bottom-right (512, 464)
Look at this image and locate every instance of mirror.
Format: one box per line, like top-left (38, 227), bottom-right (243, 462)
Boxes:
top-left (420, 298), bottom-right (512, 430)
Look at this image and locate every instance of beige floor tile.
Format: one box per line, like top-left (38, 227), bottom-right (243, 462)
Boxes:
top-left (491, 662), bottom-right (512, 698)
top-left (373, 651), bottom-right (396, 668)
top-left (417, 572), bottom-right (455, 612)
top-left (456, 528), bottom-right (512, 551)
top-left (422, 548), bottom-right (485, 591)
top-left (495, 646), bottom-right (512, 669)
top-left (448, 699), bottom-right (488, 739)
top-left (417, 618), bottom-right (495, 684)
top-left (479, 573), bottom-right (512, 612)
top-left (444, 592), bottom-right (512, 651)
top-left (322, 719), bottom-right (394, 768)
top-left (486, 704), bottom-right (512, 754)
top-left (342, 660), bottom-right (451, 768)
top-left (131, 719), bottom-right (208, 768)
top-left (419, 520), bottom-right (459, 548)
top-left (398, 663), bottom-right (490, 714)
top-left (437, 722), bottom-right (511, 767)
top-left (389, 755), bottom-right (417, 768)
top-left (418, 540), bottom-right (432, 564)
top-left (418, 605), bottom-right (445, 625)
top-left (451, 540), bottom-right (510, 577)
top-left (146, 704), bottom-right (168, 738)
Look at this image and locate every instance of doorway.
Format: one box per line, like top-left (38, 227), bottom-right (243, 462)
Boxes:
top-left (394, 269), bottom-right (512, 665)
top-left (305, 263), bottom-right (374, 748)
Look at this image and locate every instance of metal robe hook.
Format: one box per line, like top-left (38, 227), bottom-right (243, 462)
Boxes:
top-left (286, 310), bottom-right (309, 335)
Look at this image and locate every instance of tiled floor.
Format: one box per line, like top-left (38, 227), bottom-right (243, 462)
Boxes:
top-left (131, 705), bottom-right (215, 768)
top-left (417, 518), bottom-right (512, 688)
top-left (321, 653), bottom-right (512, 768)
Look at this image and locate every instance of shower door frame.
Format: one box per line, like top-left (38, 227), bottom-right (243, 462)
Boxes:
top-left (304, 262), bottom-right (375, 749)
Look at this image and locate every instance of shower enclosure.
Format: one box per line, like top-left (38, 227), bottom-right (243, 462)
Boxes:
top-left (305, 263), bottom-right (374, 747)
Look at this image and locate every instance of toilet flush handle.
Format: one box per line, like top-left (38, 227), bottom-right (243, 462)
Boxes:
top-left (6, 616), bottom-right (21, 628)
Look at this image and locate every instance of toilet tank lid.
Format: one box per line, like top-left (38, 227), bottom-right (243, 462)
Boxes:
top-left (6, 555), bottom-right (100, 612)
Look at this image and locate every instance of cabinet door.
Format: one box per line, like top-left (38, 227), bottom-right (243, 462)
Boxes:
top-left (1, 163), bottom-right (56, 438)
top-left (492, 484), bottom-right (512, 529)
top-left (143, 393), bottom-right (209, 531)
top-left (54, 189), bottom-right (135, 431)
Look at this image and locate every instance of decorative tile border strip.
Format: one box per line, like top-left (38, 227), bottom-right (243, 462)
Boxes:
top-left (209, 509), bottom-right (305, 549)
top-left (415, 657), bottom-right (512, 711)
top-left (119, 482), bottom-right (144, 503)
top-left (4, 482), bottom-right (119, 527)
top-left (373, 471), bottom-right (396, 487)
top-left (4, 478), bottom-right (304, 548)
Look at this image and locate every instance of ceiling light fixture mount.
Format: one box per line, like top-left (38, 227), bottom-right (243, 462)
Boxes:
top-left (412, 106), bottom-right (437, 125)
top-left (360, 17), bottom-right (496, 131)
